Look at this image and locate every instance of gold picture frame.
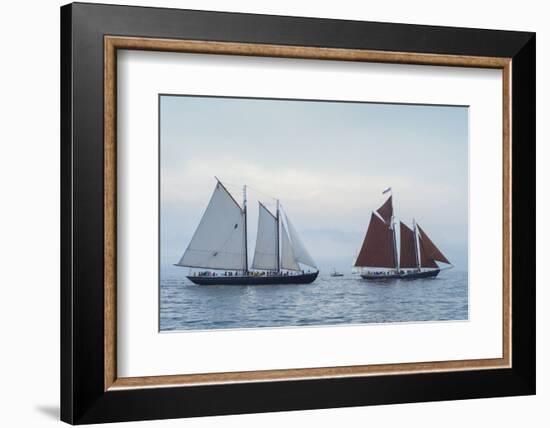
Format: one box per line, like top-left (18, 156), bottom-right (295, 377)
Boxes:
top-left (103, 35), bottom-right (512, 391)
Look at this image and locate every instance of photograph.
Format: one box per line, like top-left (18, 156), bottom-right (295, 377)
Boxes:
top-left (159, 94), bottom-right (468, 331)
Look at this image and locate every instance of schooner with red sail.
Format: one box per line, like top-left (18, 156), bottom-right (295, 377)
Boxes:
top-left (355, 190), bottom-right (452, 279)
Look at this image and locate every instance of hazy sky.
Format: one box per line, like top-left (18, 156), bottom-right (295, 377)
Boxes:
top-left (160, 95), bottom-right (468, 273)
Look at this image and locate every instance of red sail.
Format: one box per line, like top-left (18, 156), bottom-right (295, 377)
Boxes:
top-left (376, 196), bottom-right (393, 224)
top-left (419, 237), bottom-right (438, 268)
top-left (355, 212), bottom-right (396, 268)
top-left (399, 222), bottom-right (418, 268)
top-left (417, 224), bottom-right (450, 266)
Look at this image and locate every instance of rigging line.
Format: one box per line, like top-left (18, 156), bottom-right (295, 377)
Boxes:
top-left (246, 185), bottom-right (278, 202)
top-left (216, 179), bottom-right (279, 203)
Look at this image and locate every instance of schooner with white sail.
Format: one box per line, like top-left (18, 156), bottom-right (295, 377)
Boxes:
top-left (175, 178), bottom-right (319, 285)
top-left (355, 190), bottom-right (453, 279)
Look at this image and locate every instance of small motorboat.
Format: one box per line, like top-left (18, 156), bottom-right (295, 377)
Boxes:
top-left (330, 269), bottom-right (344, 277)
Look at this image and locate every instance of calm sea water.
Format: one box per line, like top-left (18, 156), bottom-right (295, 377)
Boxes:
top-left (160, 269), bottom-right (468, 331)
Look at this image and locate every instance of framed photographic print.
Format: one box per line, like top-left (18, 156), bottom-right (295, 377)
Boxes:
top-left (60, 2), bottom-right (535, 424)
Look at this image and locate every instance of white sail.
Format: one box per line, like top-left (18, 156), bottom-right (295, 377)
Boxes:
top-left (280, 222), bottom-right (300, 271)
top-left (177, 182), bottom-right (246, 270)
top-left (251, 203), bottom-right (278, 270)
top-left (285, 214), bottom-right (317, 269)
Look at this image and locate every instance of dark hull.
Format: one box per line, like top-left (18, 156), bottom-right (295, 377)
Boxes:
top-left (360, 269), bottom-right (440, 280)
top-left (187, 271), bottom-right (319, 286)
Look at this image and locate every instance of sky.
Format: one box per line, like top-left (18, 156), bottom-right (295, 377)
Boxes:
top-left (160, 95), bottom-right (469, 274)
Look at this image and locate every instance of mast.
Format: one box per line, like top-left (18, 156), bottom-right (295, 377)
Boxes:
top-left (276, 199), bottom-right (281, 273)
top-left (391, 214), bottom-right (398, 271)
top-left (386, 188), bottom-right (398, 272)
top-left (243, 185), bottom-right (248, 273)
top-left (412, 218), bottom-right (420, 270)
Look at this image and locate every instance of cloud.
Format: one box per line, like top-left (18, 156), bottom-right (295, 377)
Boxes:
top-left (160, 96), bottom-right (469, 269)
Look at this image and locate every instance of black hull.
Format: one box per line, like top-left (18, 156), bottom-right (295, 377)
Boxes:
top-left (187, 271), bottom-right (319, 286)
top-left (360, 269), bottom-right (440, 280)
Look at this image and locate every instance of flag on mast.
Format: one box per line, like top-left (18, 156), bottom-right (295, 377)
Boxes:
top-left (382, 187), bottom-right (392, 194)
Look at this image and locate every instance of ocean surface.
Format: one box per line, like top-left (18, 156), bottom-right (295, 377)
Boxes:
top-left (160, 269), bottom-right (468, 331)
